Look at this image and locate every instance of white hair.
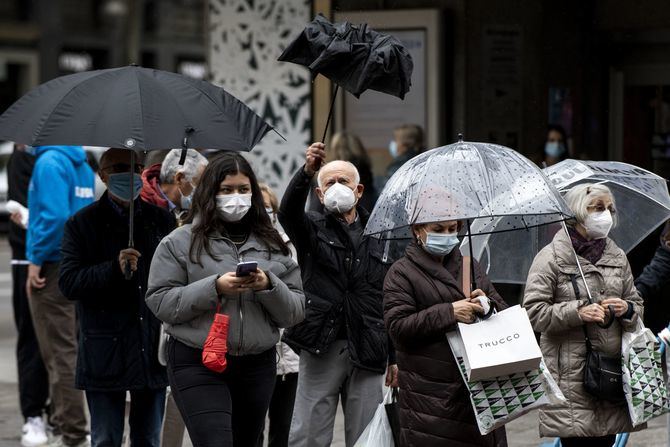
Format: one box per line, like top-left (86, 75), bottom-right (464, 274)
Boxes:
top-left (317, 160), bottom-right (360, 188)
top-left (159, 149), bottom-right (208, 184)
top-left (564, 182), bottom-right (618, 228)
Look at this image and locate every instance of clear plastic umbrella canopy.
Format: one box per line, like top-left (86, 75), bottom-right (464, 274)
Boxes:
top-left (364, 140), bottom-right (573, 243)
top-left (469, 159), bottom-right (670, 284)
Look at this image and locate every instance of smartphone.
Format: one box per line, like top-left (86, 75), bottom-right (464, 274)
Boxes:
top-left (236, 261), bottom-right (258, 277)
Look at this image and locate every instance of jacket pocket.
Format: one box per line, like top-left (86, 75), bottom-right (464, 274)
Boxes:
top-left (356, 315), bottom-right (388, 368)
top-left (82, 333), bottom-right (124, 380)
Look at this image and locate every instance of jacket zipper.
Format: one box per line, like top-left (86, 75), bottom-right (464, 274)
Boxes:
top-left (219, 236), bottom-right (245, 354)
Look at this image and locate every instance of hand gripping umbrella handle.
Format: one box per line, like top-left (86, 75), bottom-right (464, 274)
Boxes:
top-left (124, 262), bottom-right (133, 280)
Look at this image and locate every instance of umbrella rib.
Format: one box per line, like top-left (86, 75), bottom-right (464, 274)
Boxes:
top-left (134, 69), bottom-right (147, 149)
top-left (179, 78), bottom-right (265, 147)
top-left (473, 144), bottom-right (495, 216)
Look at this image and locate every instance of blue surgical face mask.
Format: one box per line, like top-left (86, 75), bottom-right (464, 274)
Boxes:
top-left (544, 141), bottom-right (565, 158)
top-left (388, 140), bottom-right (398, 158)
top-left (107, 172), bottom-right (143, 202)
top-left (422, 231), bottom-right (460, 256)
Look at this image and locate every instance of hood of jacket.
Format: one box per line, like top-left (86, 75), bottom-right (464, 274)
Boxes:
top-left (35, 145), bottom-right (87, 166)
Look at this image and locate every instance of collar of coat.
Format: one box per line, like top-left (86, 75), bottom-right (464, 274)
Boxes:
top-left (404, 241), bottom-right (467, 299)
top-left (550, 228), bottom-right (626, 274)
top-left (100, 191), bottom-right (144, 221)
top-left (189, 216), bottom-right (275, 255)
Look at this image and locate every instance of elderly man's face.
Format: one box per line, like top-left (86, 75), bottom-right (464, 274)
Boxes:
top-left (99, 149), bottom-right (143, 184)
top-left (316, 162), bottom-right (364, 205)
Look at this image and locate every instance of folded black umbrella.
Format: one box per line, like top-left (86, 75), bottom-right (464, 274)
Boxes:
top-left (279, 14), bottom-right (413, 140)
top-left (0, 65), bottom-right (274, 151)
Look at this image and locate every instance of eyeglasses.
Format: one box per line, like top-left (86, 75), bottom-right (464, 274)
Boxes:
top-left (100, 163), bottom-right (144, 174)
top-left (586, 204), bottom-right (616, 215)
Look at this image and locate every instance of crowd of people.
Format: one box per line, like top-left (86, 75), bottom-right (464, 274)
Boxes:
top-left (5, 122), bottom-right (670, 447)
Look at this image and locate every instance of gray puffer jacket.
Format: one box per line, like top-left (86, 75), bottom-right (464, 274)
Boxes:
top-left (146, 224), bottom-right (305, 356)
top-left (523, 229), bottom-right (643, 438)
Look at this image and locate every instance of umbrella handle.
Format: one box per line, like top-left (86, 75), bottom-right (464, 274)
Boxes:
top-left (124, 262), bottom-right (133, 280)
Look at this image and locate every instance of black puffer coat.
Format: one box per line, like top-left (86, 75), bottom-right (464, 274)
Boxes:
top-left (383, 242), bottom-right (508, 447)
top-left (279, 167), bottom-right (393, 373)
top-left (59, 193), bottom-right (175, 391)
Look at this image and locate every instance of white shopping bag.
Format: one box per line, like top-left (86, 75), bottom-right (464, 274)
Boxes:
top-left (354, 387), bottom-right (395, 447)
top-left (457, 305), bottom-right (542, 381)
top-left (447, 330), bottom-right (565, 435)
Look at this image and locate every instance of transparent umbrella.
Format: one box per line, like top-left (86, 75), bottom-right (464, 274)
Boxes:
top-left (469, 159), bottom-right (670, 284)
top-left (364, 139), bottom-right (573, 289)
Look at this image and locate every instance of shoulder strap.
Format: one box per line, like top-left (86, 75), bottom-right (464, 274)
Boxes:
top-left (571, 274), bottom-right (593, 351)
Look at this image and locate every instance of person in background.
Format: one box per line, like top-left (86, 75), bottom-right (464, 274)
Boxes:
top-left (635, 221), bottom-right (670, 333)
top-left (280, 143), bottom-right (397, 447)
top-left (386, 124), bottom-right (424, 181)
top-left (540, 124), bottom-right (569, 167)
top-left (26, 145), bottom-right (94, 447)
top-left (258, 183), bottom-right (299, 447)
top-left (141, 148), bottom-right (208, 223)
top-left (523, 183), bottom-right (643, 446)
top-left (59, 148), bottom-right (175, 447)
top-left (7, 143), bottom-right (50, 447)
top-left (146, 153), bottom-right (304, 447)
top-left (383, 216), bottom-right (508, 446)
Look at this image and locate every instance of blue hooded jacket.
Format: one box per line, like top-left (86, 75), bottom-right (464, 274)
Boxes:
top-left (26, 146), bottom-right (95, 265)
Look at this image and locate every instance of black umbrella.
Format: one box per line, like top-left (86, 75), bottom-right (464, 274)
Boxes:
top-left (0, 65), bottom-right (275, 277)
top-left (0, 65), bottom-right (273, 151)
top-left (279, 14), bottom-right (413, 142)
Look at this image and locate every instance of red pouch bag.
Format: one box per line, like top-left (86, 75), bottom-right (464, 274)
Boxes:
top-left (202, 302), bottom-right (230, 373)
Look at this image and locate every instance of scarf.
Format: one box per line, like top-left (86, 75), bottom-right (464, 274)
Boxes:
top-left (568, 226), bottom-right (606, 265)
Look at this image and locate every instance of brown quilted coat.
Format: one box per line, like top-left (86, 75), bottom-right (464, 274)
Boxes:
top-left (383, 242), bottom-right (508, 447)
top-left (522, 230), bottom-right (644, 438)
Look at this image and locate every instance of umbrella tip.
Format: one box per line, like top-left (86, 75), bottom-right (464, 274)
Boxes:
top-left (457, 133), bottom-right (464, 142)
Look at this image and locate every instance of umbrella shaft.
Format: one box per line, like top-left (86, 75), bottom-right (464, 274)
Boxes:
top-left (128, 150), bottom-right (135, 248)
top-left (321, 84), bottom-right (340, 143)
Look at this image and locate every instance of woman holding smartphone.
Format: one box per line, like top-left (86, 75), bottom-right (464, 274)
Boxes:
top-left (146, 153), bottom-right (305, 447)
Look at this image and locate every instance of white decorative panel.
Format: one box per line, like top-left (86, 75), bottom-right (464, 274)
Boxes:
top-left (208, 0), bottom-right (312, 193)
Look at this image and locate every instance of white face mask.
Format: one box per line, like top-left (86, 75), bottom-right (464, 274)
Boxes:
top-left (323, 182), bottom-right (357, 214)
top-left (179, 182), bottom-right (194, 210)
top-left (216, 193), bottom-right (252, 222)
top-left (584, 210), bottom-right (613, 240)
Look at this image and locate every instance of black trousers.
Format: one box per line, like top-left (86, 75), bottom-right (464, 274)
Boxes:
top-left (560, 435), bottom-right (616, 447)
top-left (258, 372), bottom-right (298, 447)
top-left (167, 338), bottom-right (276, 447)
top-left (12, 264), bottom-right (49, 419)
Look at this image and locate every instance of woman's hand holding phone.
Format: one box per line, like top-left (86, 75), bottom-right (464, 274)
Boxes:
top-left (215, 272), bottom-right (255, 295)
top-left (215, 269), bottom-right (270, 294)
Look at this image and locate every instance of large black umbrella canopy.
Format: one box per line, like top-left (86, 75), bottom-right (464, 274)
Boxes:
top-left (0, 65), bottom-right (275, 278)
top-left (279, 14), bottom-right (413, 99)
top-left (0, 65), bottom-right (273, 151)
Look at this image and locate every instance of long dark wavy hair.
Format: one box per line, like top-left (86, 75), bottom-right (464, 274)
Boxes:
top-left (185, 152), bottom-right (289, 265)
